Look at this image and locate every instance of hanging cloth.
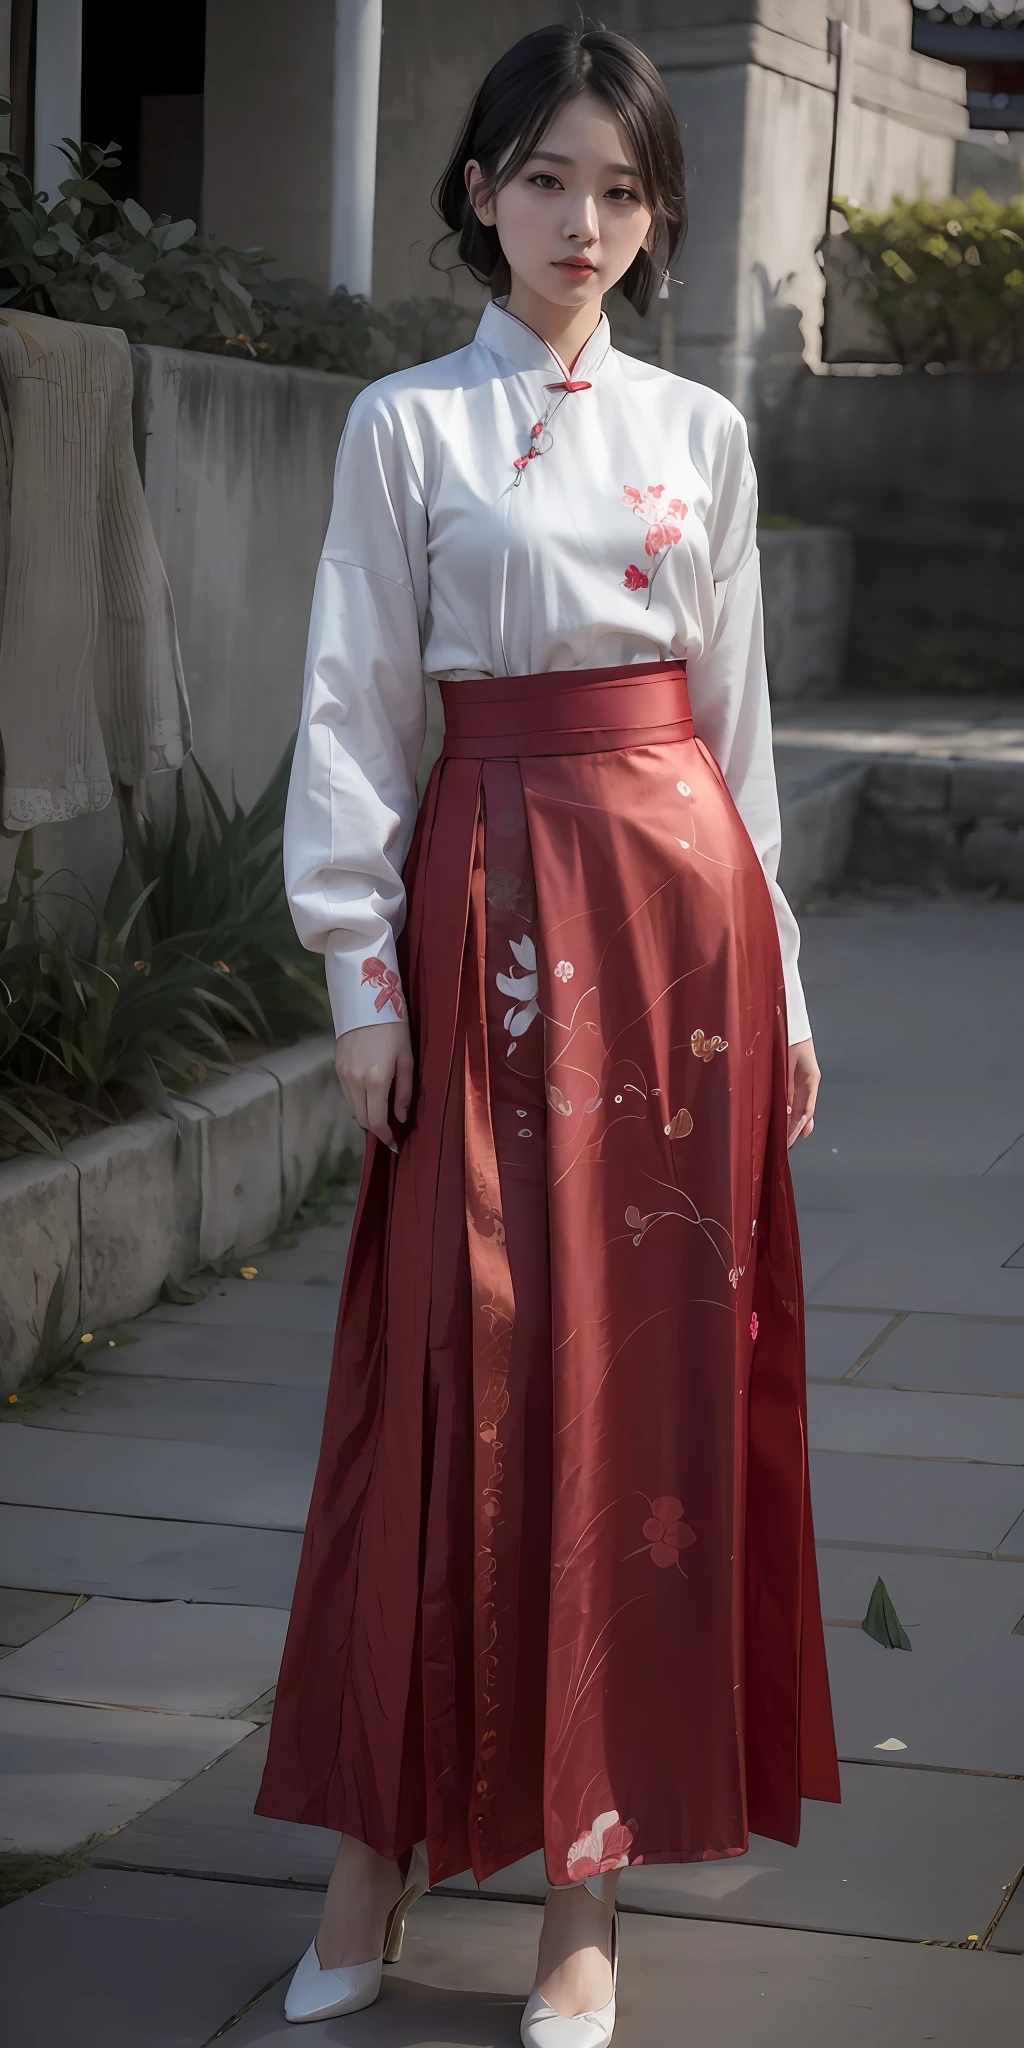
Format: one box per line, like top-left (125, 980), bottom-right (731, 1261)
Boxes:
top-left (0, 309), bottom-right (191, 829)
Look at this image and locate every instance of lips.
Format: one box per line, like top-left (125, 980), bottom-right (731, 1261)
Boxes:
top-left (555, 260), bottom-right (596, 276)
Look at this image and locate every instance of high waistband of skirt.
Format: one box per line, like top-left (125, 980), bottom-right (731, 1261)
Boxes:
top-left (439, 660), bottom-right (692, 759)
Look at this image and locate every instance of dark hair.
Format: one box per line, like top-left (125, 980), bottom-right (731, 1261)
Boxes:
top-left (434, 24), bottom-right (686, 317)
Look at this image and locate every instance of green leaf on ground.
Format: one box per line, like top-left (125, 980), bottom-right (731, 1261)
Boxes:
top-left (862, 1575), bottom-right (912, 1651)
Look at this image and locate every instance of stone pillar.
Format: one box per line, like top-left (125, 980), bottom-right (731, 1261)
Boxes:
top-left (636, 1), bottom-right (967, 425)
top-left (33, 0), bottom-right (81, 200)
top-left (330, 0), bottom-right (383, 296)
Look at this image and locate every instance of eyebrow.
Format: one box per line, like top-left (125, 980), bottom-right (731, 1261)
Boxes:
top-left (528, 149), bottom-right (643, 179)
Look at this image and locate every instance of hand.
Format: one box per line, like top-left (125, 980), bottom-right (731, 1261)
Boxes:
top-left (335, 1020), bottom-right (414, 1153)
top-left (787, 1037), bottom-right (820, 1148)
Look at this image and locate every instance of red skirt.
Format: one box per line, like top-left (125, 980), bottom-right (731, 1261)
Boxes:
top-left (256, 661), bottom-right (840, 1887)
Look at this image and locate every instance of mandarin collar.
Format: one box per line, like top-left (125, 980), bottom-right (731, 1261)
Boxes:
top-left (476, 298), bottom-right (612, 385)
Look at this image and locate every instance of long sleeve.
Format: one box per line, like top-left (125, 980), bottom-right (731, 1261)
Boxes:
top-left (283, 388), bottom-right (428, 1038)
top-left (686, 414), bottom-right (811, 1046)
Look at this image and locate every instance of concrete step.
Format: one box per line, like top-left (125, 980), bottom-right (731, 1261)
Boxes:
top-left (775, 698), bottom-right (1024, 900)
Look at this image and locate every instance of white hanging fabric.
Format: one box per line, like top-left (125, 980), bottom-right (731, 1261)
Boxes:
top-left (0, 308), bottom-right (191, 829)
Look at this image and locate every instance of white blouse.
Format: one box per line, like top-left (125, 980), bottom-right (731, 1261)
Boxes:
top-left (283, 299), bottom-right (809, 1045)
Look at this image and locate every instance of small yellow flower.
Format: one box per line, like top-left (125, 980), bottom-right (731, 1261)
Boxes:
top-left (108, 1339), bottom-right (116, 1347)
top-left (8, 1393), bottom-right (17, 1404)
top-left (239, 1265), bottom-right (258, 1280)
top-left (80, 1333), bottom-right (93, 1344)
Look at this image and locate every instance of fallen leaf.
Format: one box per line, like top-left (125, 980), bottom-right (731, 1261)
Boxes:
top-left (862, 1575), bottom-right (911, 1651)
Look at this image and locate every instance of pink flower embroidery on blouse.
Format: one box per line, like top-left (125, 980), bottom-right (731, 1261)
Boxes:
top-left (360, 957), bottom-right (404, 1019)
top-left (642, 1495), bottom-right (697, 1569)
top-left (566, 1810), bottom-right (638, 1882)
top-left (622, 485), bottom-right (688, 608)
top-left (750, 1312), bottom-right (759, 1341)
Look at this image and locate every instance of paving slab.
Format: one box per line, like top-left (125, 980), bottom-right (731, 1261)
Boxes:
top-left (0, 1696), bottom-right (254, 1853)
top-left (856, 1312), bottom-right (1024, 1395)
top-left (987, 1135), bottom-right (1024, 1176)
top-left (226, 1891), bottom-right (1024, 2048)
top-left (244, 1219), bottom-right (354, 1286)
top-left (995, 1508), bottom-right (1024, 1559)
top-left (0, 1422), bottom-right (314, 1530)
top-left (784, 1208), bottom-right (861, 1294)
top-left (807, 1382), bottom-right (1024, 1465)
top-left (101, 1723), bottom-right (339, 1885)
top-left (792, 1081), bottom-right (1024, 1178)
top-left (0, 1596), bottom-right (287, 1713)
top-left (0, 1867), bottom-right (319, 2048)
top-left (144, 1277), bottom-right (339, 1333)
top-left (809, 1450), bottom-right (1024, 1554)
top-left (801, 1173), bottom-right (1024, 1317)
top-left (804, 1309), bottom-right (896, 1381)
top-left (0, 1504), bottom-right (301, 1606)
top-left (26, 1372), bottom-right (328, 1451)
top-left (816, 1548), bottom-right (1024, 1774)
top-left (988, 1874), bottom-right (1024, 1953)
top-left (0, 1585), bottom-right (79, 1645)
top-left (444, 1763), bottom-right (1024, 1944)
top-left (93, 1318), bottom-right (333, 1386)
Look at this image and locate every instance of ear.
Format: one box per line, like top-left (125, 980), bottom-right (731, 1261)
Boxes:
top-left (464, 158), bottom-right (496, 228)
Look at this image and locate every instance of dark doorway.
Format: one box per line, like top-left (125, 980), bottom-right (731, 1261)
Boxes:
top-left (80, 1), bottom-right (207, 224)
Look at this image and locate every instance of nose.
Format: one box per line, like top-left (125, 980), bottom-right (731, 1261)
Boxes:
top-left (564, 192), bottom-right (599, 244)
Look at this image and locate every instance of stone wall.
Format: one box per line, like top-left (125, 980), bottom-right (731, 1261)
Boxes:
top-left (131, 345), bottom-right (363, 813)
top-left (199, 2), bottom-right (966, 428)
top-left (760, 370), bottom-right (1024, 694)
top-left (642, 0), bottom-right (967, 418)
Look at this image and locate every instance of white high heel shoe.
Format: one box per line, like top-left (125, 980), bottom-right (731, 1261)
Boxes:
top-left (520, 1872), bottom-right (619, 2048)
top-left (284, 1841), bottom-right (429, 2024)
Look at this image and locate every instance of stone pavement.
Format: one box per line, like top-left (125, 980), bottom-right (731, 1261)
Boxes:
top-left (2, 893), bottom-right (1024, 2044)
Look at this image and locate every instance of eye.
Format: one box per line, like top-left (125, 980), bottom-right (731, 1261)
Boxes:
top-left (528, 173), bottom-right (563, 192)
top-left (607, 185), bottom-right (643, 205)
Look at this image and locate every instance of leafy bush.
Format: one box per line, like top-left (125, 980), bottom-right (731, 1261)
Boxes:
top-left (0, 738), bottom-right (330, 1159)
top-left (834, 189), bottom-right (1024, 370)
top-left (0, 139), bottom-right (476, 375)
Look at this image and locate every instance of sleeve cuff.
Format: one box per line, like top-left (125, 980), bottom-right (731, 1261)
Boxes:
top-left (324, 933), bottom-right (406, 1040)
top-left (782, 962), bottom-right (811, 1047)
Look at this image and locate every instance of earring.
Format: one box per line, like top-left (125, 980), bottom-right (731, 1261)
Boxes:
top-left (659, 268), bottom-right (684, 300)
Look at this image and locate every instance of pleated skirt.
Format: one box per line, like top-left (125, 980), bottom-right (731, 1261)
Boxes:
top-left (256, 661), bottom-right (841, 1887)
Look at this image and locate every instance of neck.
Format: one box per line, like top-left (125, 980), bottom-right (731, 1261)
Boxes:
top-left (502, 280), bottom-right (603, 373)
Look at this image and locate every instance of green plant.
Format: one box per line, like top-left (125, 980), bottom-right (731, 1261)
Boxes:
top-left (133, 739), bottom-right (332, 1042)
top-left (834, 189), bottom-right (1024, 370)
top-left (0, 831), bottom-right (267, 1155)
top-left (0, 138), bottom-right (474, 376)
top-left (0, 738), bottom-right (330, 1158)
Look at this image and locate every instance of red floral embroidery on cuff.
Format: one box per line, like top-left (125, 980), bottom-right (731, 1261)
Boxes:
top-left (360, 957), bottom-right (405, 1019)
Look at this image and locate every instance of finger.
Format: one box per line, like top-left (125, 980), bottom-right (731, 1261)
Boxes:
top-left (365, 1076), bottom-right (397, 1153)
top-left (788, 1113), bottom-right (808, 1148)
top-left (393, 1050), bottom-right (414, 1123)
top-left (337, 1073), bottom-right (367, 1130)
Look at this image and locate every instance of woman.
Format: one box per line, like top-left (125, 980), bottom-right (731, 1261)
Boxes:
top-left (256, 24), bottom-right (840, 2043)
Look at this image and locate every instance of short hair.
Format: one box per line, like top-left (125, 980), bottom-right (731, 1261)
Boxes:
top-left (434, 24), bottom-right (686, 316)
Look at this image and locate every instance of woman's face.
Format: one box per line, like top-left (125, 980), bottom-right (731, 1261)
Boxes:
top-left (466, 92), bottom-right (654, 313)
